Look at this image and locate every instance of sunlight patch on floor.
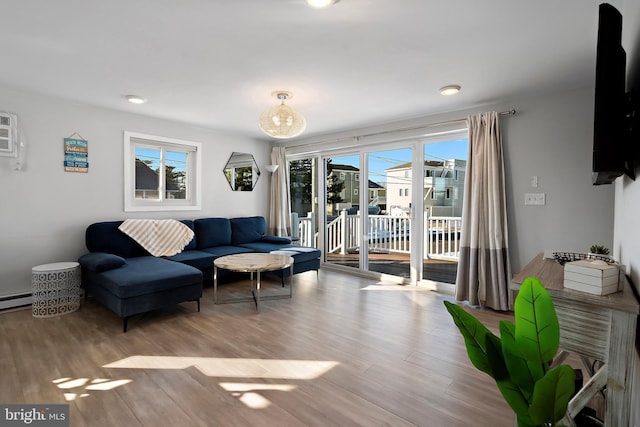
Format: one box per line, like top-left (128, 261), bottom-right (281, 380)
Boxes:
top-left (220, 383), bottom-right (297, 409)
top-left (99, 356), bottom-right (338, 409)
top-left (52, 377), bottom-right (132, 401)
top-left (103, 356), bottom-right (339, 380)
top-left (361, 284), bottom-right (435, 306)
top-left (361, 285), bottom-right (430, 292)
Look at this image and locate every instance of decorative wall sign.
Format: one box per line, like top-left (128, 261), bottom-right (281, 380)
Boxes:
top-left (64, 133), bottom-right (88, 172)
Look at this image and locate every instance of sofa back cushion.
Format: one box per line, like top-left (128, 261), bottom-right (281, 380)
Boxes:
top-left (180, 219), bottom-right (197, 250)
top-left (86, 221), bottom-right (147, 258)
top-left (230, 216), bottom-right (266, 245)
top-left (194, 218), bottom-right (232, 249)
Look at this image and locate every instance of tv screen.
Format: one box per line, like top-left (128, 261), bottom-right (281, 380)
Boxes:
top-left (592, 3), bottom-right (627, 185)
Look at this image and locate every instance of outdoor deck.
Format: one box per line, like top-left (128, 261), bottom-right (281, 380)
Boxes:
top-left (326, 252), bottom-right (458, 283)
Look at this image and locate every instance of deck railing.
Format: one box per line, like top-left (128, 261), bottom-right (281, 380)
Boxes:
top-left (293, 211), bottom-right (462, 260)
top-left (423, 215), bottom-right (462, 260)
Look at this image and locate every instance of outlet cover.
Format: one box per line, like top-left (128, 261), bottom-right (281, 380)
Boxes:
top-left (524, 193), bottom-right (546, 205)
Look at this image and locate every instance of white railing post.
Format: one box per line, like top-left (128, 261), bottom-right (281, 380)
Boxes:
top-left (307, 211), bottom-right (316, 248)
top-left (340, 210), bottom-right (348, 255)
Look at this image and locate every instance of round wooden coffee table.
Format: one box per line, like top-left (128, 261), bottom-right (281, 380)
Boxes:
top-left (213, 253), bottom-right (294, 312)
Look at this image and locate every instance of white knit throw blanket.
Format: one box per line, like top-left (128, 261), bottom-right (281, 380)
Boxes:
top-left (118, 219), bottom-right (194, 257)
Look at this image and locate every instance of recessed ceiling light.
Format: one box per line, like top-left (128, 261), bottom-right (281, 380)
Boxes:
top-left (440, 85), bottom-right (461, 96)
top-left (125, 95), bottom-right (147, 104)
top-left (306, 0), bottom-right (339, 9)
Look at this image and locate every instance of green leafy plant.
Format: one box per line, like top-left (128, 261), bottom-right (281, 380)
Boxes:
top-left (444, 277), bottom-right (575, 427)
top-left (589, 245), bottom-right (609, 255)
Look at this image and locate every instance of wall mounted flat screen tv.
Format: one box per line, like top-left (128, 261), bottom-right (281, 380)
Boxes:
top-left (592, 3), bottom-right (635, 185)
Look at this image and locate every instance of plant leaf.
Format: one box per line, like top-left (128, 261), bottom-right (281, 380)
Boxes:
top-left (485, 332), bottom-right (508, 381)
top-left (514, 277), bottom-right (560, 365)
top-left (443, 301), bottom-right (495, 377)
top-left (499, 320), bottom-right (541, 400)
top-left (528, 365), bottom-right (575, 425)
top-left (515, 415), bottom-right (537, 427)
top-left (486, 333), bottom-right (532, 422)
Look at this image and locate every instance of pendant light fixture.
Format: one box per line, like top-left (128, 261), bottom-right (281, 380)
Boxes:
top-left (258, 91), bottom-right (307, 139)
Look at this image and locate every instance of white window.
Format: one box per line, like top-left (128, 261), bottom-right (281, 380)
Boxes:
top-left (354, 188), bottom-right (359, 195)
top-left (340, 172), bottom-right (346, 180)
top-left (355, 173), bottom-right (360, 181)
top-left (124, 131), bottom-right (202, 212)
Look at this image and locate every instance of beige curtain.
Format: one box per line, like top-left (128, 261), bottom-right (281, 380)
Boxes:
top-left (455, 111), bottom-right (511, 311)
top-left (268, 146), bottom-right (292, 236)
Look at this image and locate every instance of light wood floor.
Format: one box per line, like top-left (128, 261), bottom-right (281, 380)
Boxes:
top-left (1, 269), bottom-right (518, 426)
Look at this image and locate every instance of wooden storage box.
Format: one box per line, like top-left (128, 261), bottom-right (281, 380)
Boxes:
top-left (563, 260), bottom-right (620, 295)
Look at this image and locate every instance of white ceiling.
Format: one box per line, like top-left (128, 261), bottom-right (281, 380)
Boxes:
top-left (0, 0), bottom-right (625, 140)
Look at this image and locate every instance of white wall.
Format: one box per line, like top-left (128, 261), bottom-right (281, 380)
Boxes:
top-left (502, 88), bottom-right (615, 271)
top-left (0, 86), bottom-right (270, 298)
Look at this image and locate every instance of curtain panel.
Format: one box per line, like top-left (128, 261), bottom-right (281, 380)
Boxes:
top-left (455, 111), bottom-right (511, 311)
top-left (268, 146), bottom-right (292, 237)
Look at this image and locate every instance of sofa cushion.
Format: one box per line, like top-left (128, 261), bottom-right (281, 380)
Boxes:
top-left (261, 235), bottom-right (292, 244)
top-left (86, 221), bottom-right (147, 258)
top-left (194, 218), bottom-right (232, 249)
top-left (268, 246), bottom-right (321, 263)
top-left (79, 252), bottom-right (127, 272)
top-left (165, 250), bottom-right (215, 271)
top-left (202, 246), bottom-right (254, 257)
top-left (230, 216), bottom-right (267, 245)
top-left (97, 257), bottom-right (202, 298)
top-left (180, 220), bottom-right (197, 250)
top-left (238, 242), bottom-right (321, 263)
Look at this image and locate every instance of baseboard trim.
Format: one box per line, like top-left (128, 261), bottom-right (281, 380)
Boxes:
top-left (0, 292), bottom-right (33, 310)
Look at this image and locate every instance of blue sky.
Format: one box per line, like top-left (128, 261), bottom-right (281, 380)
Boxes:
top-left (331, 138), bottom-right (467, 183)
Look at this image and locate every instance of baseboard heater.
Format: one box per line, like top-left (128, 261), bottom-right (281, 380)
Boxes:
top-left (0, 292), bottom-right (32, 310)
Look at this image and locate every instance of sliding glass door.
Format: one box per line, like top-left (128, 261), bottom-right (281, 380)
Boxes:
top-left (289, 157), bottom-right (318, 247)
top-left (323, 154), bottom-right (361, 270)
top-left (287, 129), bottom-right (467, 287)
top-left (365, 147), bottom-right (412, 278)
top-left (421, 136), bottom-right (468, 286)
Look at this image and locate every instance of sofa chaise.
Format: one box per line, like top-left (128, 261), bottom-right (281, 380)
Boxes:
top-left (79, 216), bottom-right (320, 332)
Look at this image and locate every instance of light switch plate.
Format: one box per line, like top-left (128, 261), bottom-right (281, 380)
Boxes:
top-left (524, 193), bottom-right (546, 205)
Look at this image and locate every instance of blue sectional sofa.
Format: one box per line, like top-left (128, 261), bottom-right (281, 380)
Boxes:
top-left (79, 216), bottom-right (320, 332)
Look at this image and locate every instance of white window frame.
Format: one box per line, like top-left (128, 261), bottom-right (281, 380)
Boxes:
top-left (124, 131), bottom-right (202, 212)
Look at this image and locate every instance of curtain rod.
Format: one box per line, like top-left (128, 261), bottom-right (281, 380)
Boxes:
top-left (285, 109), bottom-right (516, 149)
top-left (354, 108), bottom-right (517, 140)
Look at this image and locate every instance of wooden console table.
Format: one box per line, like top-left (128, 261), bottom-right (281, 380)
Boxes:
top-left (511, 253), bottom-right (639, 427)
